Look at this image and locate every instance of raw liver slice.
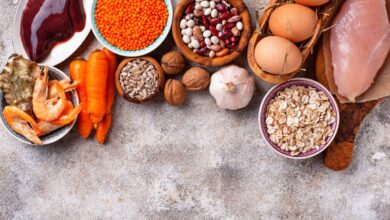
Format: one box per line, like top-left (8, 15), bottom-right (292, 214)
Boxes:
top-left (20, 0), bottom-right (86, 61)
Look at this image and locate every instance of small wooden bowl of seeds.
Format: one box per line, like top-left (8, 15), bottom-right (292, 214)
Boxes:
top-left (115, 57), bottom-right (165, 104)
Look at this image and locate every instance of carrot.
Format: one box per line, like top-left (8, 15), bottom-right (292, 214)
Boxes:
top-left (95, 48), bottom-right (117, 144)
top-left (96, 113), bottom-right (112, 144)
top-left (102, 48), bottom-right (117, 114)
top-left (69, 58), bottom-right (94, 138)
top-left (86, 50), bottom-right (109, 124)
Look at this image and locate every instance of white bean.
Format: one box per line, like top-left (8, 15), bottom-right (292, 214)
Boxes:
top-left (183, 35), bottom-right (191, 44)
top-left (203, 30), bottom-right (212, 38)
top-left (205, 37), bottom-right (212, 46)
top-left (195, 4), bottom-right (202, 10)
top-left (211, 9), bottom-right (218, 18)
top-left (216, 24), bottom-right (223, 31)
top-left (180, 19), bottom-right (187, 29)
top-left (181, 29), bottom-right (187, 35)
top-left (187, 20), bottom-right (195, 28)
top-left (211, 36), bottom-right (219, 44)
top-left (200, 26), bottom-right (206, 32)
top-left (200, 1), bottom-right (209, 8)
top-left (236, 21), bottom-right (243, 31)
top-left (185, 27), bottom-right (193, 36)
top-left (204, 8), bottom-right (212, 16)
top-left (209, 1), bottom-right (216, 9)
top-left (209, 51), bottom-right (216, 58)
top-left (191, 39), bottom-right (200, 49)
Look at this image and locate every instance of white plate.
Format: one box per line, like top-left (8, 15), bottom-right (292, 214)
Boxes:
top-left (12, 0), bottom-right (92, 66)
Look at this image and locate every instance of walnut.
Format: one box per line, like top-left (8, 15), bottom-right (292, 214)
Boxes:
top-left (164, 79), bottom-right (185, 106)
top-left (182, 67), bottom-right (210, 91)
top-left (161, 51), bottom-right (185, 75)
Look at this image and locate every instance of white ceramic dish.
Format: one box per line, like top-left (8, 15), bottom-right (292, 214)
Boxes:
top-left (0, 65), bottom-right (79, 145)
top-left (90, 0), bottom-right (173, 57)
top-left (12, 0), bottom-right (93, 66)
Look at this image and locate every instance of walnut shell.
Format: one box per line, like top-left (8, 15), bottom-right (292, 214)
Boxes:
top-left (164, 79), bottom-right (186, 106)
top-left (161, 51), bottom-right (185, 75)
top-left (182, 67), bottom-right (210, 91)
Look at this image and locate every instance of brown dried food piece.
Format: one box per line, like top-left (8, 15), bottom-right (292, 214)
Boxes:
top-left (182, 66), bottom-right (210, 91)
top-left (161, 51), bottom-right (185, 75)
top-left (164, 79), bottom-right (185, 106)
top-left (324, 141), bottom-right (354, 171)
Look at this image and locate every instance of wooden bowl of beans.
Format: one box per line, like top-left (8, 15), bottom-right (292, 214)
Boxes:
top-left (172, 0), bottom-right (252, 67)
top-left (115, 57), bottom-right (165, 104)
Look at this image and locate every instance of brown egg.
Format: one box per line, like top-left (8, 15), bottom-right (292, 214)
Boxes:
top-left (295, 0), bottom-right (330, 7)
top-left (269, 4), bottom-right (317, 42)
top-left (254, 36), bottom-right (302, 75)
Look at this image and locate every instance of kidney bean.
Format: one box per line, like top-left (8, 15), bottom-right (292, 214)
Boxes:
top-left (215, 3), bottom-right (227, 12)
top-left (209, 25), bottom-right (219, 36)
top-left (224, 38), bottom-right (230, 45)
top-left (222, 22), bottom-right (235, 30)
top-left (230, 36), bottom-right (238, 43)
top-left (202, 15), bottom-right (210, 29)
top-left (219, 30), bottom-right (233, 39)
top-left (209, 18), bottom-right (220, 25)
top-left (230, 8), bottom-right (238, 16)
top-left (227, 15), bottom-right (241, 23)
top-left (200, 40), bottom-right (206, 48)
top-left (196, 47), bottom-right (210, 56)
top-left (185, 3), bottom-right (195, 15)
top-left (226, 43), bottom-right (236, 49)
top-left (219, 12), bottom-right (232, 20)
top-left (216, 48), bottom-right (229, 57)
top-left (220, 40), bottom-right (226, 48)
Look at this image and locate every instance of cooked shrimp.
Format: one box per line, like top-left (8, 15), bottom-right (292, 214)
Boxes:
top-left (48, 80), bottom-right (80, 99)
top-left (3, 106), bottom-right (42, 144)
top-left (37, 120), bottom-right (63, 136)
top-left (51, 101), bottom-right (83, 126)
top-left (33, 67), bottom-right (67, 121)
top-left (38, 101), bottom-right (82, 135)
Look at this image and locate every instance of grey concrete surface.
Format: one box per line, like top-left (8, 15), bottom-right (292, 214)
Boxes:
top-left (0, 0), bottom-right (389, 219)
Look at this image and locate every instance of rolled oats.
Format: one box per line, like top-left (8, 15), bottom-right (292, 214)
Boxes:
top-left (265, 86), bottom-right (337, 156)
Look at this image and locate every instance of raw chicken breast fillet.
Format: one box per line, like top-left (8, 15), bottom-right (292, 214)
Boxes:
top-left (330, 0), bottom-right (390, 102)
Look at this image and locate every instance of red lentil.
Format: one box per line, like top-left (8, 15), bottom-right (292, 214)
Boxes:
top-left (95, 0), bottom-right (168, 51)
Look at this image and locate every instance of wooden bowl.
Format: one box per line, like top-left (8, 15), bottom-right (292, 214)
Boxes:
top-left (172, 0), bottom-right (252, 67)
top-left (247, 0), bottom-right (344, 84)
top-left (115, 57), bottom-right (165, 104)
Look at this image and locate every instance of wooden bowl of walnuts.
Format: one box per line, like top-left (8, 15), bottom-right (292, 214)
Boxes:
top-left (172, 0), bottom-right (252, 67)
top-left (115, 57), bottom-right (165, 104)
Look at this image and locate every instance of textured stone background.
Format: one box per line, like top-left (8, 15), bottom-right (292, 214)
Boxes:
top-left (0, 0), bottom-right (389, 219)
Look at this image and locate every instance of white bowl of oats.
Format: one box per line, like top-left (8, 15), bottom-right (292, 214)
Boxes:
top-left (259, 78), bottom-right (340, 159)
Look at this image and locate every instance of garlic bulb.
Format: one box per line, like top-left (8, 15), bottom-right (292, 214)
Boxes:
top-left (209, 65), bottom-right (255, 110)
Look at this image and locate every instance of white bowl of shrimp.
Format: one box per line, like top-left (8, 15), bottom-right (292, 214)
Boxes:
top-left (0, 65), bottom-right (80, 145)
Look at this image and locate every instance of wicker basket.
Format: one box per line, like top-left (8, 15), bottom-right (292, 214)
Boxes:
top-left (247, 0), bottom-right (344, 84)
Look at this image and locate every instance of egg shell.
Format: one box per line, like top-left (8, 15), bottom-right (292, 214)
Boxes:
top-left (254, 36), bottom-right (302, 75)
top-left (295, 0), bottom-right (330, 7)
top-left (269, 4), bottom-right (317, 42)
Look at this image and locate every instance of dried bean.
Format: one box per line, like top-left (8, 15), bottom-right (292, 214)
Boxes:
top-left (219, 12), bottom-right (232, 20)
top-left (185, 3), bottom-right (195, 14)
top-left (216, 48), bottom-right (229, 57)
top-left (222, 22), bottom-right (235, 30)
